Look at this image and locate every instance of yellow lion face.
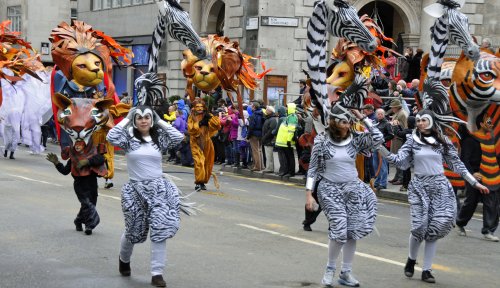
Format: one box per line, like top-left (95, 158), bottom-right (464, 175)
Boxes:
top-left (71, 52), bottom-right (104, 88)
top-left (326, 61), bottom-right (354, 88)
top-left (192, 59), bottom-right (221, 91)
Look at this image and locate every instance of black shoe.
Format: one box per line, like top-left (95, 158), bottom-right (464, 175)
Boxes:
top-left (303, 225), bottom-right (312, 231)
top-left (84, 228), bottom-right (92, 235)
top-left (200, 183), bottom-right (207, 190)
top-left (9, 152), bottom-right (15, 159)
top-left (119, 257), bottom-right (131, 276)
top-left (104, 181), bottom-right (114, 189)
top-left (421, 270), bottom-right (435, 283)
top-left (151, 275), bottom-right (166, 287)
top-left (283, 174), bottom-right (292, 177)
top-left (404, 257), bottom-right (416, 278)
top-left (3, 150), bottom-right (7, 158)
top-left (195, 184), bottom-right (201, 192)
top-left (75, 223), bottom-right (83, 231)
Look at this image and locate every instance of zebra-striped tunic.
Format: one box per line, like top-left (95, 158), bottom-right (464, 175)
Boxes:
top-left (387, 132), bottom-right (476, 241)
top-left (309, 126), bottom-right (383, 242)
top-left (107, 122), bottom-right (185, 243)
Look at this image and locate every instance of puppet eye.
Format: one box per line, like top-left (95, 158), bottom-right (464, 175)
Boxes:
top-left (63, 108), bottom-right (72, 115)
top-left (90, 109), bottom-right (99, 116)
top-left (478, 72), bottom-right (494, 82)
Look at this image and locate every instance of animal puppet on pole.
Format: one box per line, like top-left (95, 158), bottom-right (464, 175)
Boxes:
top-left (306, 0), bottom-right (377, 127)
top-left (49, 20), bottom-right (133, 189)
top-left (135, 0), bottom-right (208, 109)
top-left (181, 34), bottom-right (271, 118)
top-left (133, 0), bottom-right (222, 192)
top-left (327, 15), bottom-right (402, 107)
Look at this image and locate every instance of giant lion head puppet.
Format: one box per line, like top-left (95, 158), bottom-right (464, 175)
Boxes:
top-left (181, 35), bottom-right (271, 117)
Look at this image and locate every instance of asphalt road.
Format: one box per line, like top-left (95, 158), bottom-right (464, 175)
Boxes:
top-left (1, 143), bottom-right (499, 288)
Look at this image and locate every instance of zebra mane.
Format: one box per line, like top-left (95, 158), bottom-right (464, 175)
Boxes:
top-left (338, 74), bottom-right (368, 109)
top-left (333, 0), bottom-right (349, 9)
top-left (328, 74), bottom-right (368, 122)
top-left (165, 0), bottom-right (184, 11)
top-left (437, 0), bottom-right (461, 9)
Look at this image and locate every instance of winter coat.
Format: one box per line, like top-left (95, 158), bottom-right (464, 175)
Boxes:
top-left (261, 115), bottom-right (279, 146)
top-left (248, 109), bottom-right (264, 138)
top-left (229, 111), bottom-right (239, 141)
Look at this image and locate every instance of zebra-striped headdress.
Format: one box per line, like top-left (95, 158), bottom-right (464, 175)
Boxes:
top-left (329, 74), bottom-right (368, 122)
top-left (134, 73), bottom-right (166, 107)
top-left (420, 78), bottom-right (466, 136)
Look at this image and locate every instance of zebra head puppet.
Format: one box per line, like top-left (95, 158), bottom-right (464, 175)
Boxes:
top-left (148, 0), bottom-right (207, 73)
top-left (424, 0), bottom-right (480, 80)
top-left (306, 0), bottom-right (377, 127)
top-left (137, 0), bottom-right (205, 107)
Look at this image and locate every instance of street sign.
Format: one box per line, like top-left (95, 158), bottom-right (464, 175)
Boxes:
top-left (246, 17), bottom-right (259, 30)
top-left (261, 16), bottom-right (299, 27)
top-left (41, 42), bottom-right (50, 55)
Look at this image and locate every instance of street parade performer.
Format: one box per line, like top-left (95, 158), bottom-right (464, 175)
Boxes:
top-left (46, 92), bottom-right (114, 235)
top-left (0, 20), bottom-right (43, 159)
top-left (305, 76), bottom-right (384, 287)
top-left (378, 79), bottom-right (490, 283)
top-left (106, 1), bottom-right (205, 286)
top-left (107, 105), bottom-right (196, 287)
top-left (49, 20), bottom-right (133, 189)
top-left (187, 97), bottom-right (221, 191)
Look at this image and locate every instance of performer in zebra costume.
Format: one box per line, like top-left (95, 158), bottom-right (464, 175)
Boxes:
top-left (378, 80), bottom-right (489, 283)
top-left (306, 76), bottom-right (384, 287)
top-left (107, 106), bottom-right (195, 287)
top-left (108, 1), bottom-right (203, 286)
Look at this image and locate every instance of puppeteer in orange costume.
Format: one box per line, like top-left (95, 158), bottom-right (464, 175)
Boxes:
top-left (49, 20), bottom-right (133, 189)
top-left (188, 98), bottom-right (221, 191)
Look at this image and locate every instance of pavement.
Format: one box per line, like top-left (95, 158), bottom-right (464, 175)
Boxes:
top-left (1, 141), bottom-right (497, 288)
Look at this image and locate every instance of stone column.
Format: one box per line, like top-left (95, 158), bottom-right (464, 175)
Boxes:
top-left (401, 33), bottom-right (421, 50)
top-left (189, 0), bottom-right (202, 33)
top-left (418, 0), bottom-right (436, 52)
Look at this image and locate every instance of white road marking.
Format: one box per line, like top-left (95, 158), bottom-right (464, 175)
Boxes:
top-left (100, 194), bottom-right (121, 201)
top-left (163, 173), bottom-right (183, 181)
top-left (377, 214), bottom-right (400, 220)
top-left (232, 188), bottom-right (248, 192)
top-left (7, 174), bottom-right (63, 187)
top-left (238, 224), bottom-right (423, 272)
top-left (267, 194), bottom-right (291, 201)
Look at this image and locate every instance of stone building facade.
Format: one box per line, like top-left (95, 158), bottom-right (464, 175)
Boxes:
top-left (0, 0), bottom-right (77, 63)
top-left (74, 0), bottom-right (500, 102)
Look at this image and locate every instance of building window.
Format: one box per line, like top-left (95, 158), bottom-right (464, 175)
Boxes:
top-left (113, 0), bottom-right (122, 7)
top-left (132, 0), bottom-right (143, 5)
top-left (122, 0), bottom-right (131, 5)
top-left (71, 8), bottom-right (78, 19)
top-left (92, 0), bottom-right (102, 10)
top-left (7, 6), bottom-right (22, 32)
top-left (103, 0), bottom-right (112, 9)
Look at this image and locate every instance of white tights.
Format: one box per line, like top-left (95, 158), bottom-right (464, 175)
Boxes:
top-left (408, 234), bottom-right (437, 271)
top-left (327, 239), bottom-right (357, 272)
top-left (119, 233), bottom-right (167, 276)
